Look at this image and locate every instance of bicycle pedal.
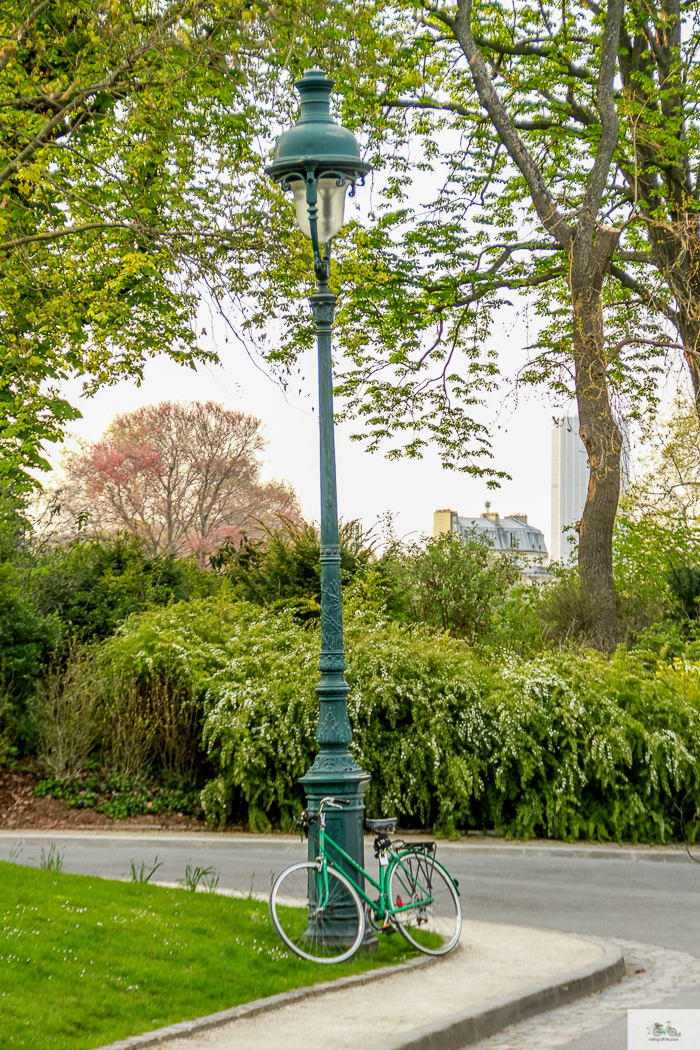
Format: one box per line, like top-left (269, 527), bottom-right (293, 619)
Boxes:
top-left (381, 922), bottom-right (396, 935)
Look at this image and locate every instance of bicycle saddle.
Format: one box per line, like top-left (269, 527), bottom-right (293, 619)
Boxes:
top-left (364, 817), bottom-right (397, 832)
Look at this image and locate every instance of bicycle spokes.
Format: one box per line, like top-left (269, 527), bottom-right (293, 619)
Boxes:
top-left (269, 862), bottom-right (365, 963)
top-left (388, 852), bottom-right (462, 955)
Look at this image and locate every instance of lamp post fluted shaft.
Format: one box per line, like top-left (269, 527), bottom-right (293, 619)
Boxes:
top-left (299, 286), bottom-right (372, 943)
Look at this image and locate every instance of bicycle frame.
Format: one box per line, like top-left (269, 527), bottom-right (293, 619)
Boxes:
top-left (314, 810), bottom-right (434, 924)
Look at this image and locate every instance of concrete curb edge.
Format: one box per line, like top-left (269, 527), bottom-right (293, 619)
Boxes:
top-left (91, 952), bottom-right (442, 1050)
top-left (92, 934), bottom-right (624, 1050)
top-left (364, 935), bottom-right (626, 1050)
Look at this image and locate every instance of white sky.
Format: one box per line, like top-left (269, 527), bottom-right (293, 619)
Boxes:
top-left (55, 297), bottom-right (560, 551)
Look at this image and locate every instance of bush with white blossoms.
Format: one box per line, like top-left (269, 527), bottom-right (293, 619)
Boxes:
top-left (103, 598), bottom-right (700, 842)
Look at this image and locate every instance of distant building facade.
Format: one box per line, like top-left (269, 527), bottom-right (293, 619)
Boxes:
top-left (550, 414), bottom-right (630, 564)
top-left (433, 505), bottom-right (549, 582)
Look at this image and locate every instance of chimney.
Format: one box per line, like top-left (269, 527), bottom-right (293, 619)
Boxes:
top-left (433, 509), bottom-right (458, 537)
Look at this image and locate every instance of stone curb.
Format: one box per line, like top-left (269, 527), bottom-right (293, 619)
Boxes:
top-left (364, 935), bottom-right (625, 1050)
top-left (0, 830), bottom-right (695, 863)
top-left (90, 954), bottom-right (442, 1050)
top-left (440, 844), bottom-right (693, 864)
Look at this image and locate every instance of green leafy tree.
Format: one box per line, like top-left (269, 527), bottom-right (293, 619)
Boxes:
top-left (0, 0), bottom-right (313, 487)
top-left (0, 561), bottom-right (62, 755)
top-left (248, 1), bottom-right (700, 651)
top-left (604, 1), bottom-right (700, 408)
top-left (245, 2), bottom-right (666, 650)
top-left (29, 533), bottom-right (194, 643)
top-left (614, 395), bottom-right (700, 628)
top-left (623, 394), bottom-right (700, 530)
top-left (383, 530), bottom-right (522, 643)
top-left (211, 519), bottom-right (382, 619)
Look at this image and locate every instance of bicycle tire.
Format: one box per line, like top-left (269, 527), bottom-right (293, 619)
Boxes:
top-left (388, 850), bottom-right (462, 955)
top-left (269, 861), bottom-right (366, 963)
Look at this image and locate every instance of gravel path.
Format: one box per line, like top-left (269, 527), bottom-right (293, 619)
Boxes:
top-left (156, 921), bottom-right (604, 1050)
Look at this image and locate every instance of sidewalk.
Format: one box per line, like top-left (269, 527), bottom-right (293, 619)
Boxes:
top-left (97, 920), bottom-right (624, 1050)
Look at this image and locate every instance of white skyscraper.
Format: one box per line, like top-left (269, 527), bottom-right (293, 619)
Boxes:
top-left (551, 416), bottom-right (589, 564)
top-left (550, 414), bottom-right (630, 564)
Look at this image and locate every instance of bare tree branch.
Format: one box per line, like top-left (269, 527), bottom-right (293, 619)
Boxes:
top-left (584, 0), bottom-right (624, 216)
top-left (385, 96), bottom-right (583, 132)
top-left (0, 222), bottom-right (254, 253)
top-left (473, 33), bottom-right (595, 81)
top-left (609, 264), bottom-right (680, 325)
top-left (607, 335), bottom-right (685, 362)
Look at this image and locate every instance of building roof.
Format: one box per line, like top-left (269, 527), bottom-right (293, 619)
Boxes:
top-left (453, 511), bottom-right (548, 557)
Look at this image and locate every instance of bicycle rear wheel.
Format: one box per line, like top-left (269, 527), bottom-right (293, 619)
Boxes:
top-left (388, 851), bottom-right (461, 955)
top-left (269, 861), bottom-right (365, 963)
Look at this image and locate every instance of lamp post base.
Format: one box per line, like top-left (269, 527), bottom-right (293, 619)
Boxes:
top-left (301, 752), bottom-right (377, 950)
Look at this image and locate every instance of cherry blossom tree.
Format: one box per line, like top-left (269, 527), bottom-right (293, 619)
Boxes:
top-left (61, 402), bottom-right (301, 564)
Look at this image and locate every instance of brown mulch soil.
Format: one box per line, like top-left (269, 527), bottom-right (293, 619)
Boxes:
top-left (0, 770), bottom-right (209, 832)
top-left (0, 771), bottom-right (692, 849)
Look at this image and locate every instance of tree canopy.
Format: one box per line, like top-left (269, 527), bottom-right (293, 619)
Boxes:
top-left (5, 0), bottom-right (700, 649)
top-left (0, 0), bottom-right (314, 488)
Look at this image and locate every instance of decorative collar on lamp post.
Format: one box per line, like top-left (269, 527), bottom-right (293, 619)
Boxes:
top-left (265, 68), bottom-right (371, 285)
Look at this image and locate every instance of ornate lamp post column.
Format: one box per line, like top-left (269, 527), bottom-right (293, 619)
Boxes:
top-left (266, 70), bottom-right (372, 919)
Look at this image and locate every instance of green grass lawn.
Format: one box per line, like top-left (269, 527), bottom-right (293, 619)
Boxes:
top-left (0, 861), bottom-right (418, 1050)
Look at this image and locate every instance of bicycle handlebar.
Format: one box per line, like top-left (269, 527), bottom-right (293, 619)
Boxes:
top-left (296, 797), bottom-right (349, 838)
top-left (318, 796), bottom-right (349, 811)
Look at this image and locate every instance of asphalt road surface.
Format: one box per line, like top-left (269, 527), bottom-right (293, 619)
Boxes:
top-left (2, 834), bottom-right (698, 1048)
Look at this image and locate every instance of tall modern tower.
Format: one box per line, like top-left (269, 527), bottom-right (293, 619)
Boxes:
top-left (551, 414), bottom-right (630, 564)
top-left (551, 416), bottom-right (589, 564)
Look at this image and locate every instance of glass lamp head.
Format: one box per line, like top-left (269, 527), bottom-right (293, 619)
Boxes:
top-left (291, 176), bottom-right (348, 242)
top-left (265, 69), bottom-right (371, 240)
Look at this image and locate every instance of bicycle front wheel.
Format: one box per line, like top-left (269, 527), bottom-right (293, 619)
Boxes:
top-left (388, 851), bottom-right (462, 955)
top-left (269, 861), bottom-right (366, 964)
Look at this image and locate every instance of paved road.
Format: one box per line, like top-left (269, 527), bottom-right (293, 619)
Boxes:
top-left (2, 834), bottom-right (698, 1048)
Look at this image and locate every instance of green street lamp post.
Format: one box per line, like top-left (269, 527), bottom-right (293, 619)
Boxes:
top-left (266, 69), bottom-right (372, 940)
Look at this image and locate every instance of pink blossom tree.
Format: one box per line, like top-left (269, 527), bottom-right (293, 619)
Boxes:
top-left (62, 402), bottom-right (301, 564)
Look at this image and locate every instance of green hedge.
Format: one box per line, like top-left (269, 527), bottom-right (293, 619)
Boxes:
top-left (101, 597), bottom-right (700, 842)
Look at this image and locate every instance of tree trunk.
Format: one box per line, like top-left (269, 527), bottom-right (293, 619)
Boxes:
top-left (452, 0), bottom-right (624, 651)
top-left (646, 224), bottom-right (700, 413)
top-left (617, 13), bottom-right (700, 417)
top-left (676, 314), bottom-right (700, 413)
top-left (570, 226), bottom-right (622, 651)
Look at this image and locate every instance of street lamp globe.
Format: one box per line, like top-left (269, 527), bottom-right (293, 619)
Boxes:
top-left (266, 68), bottom-right (371, 274)
top-left (290, 176), bottom-right (347, 243)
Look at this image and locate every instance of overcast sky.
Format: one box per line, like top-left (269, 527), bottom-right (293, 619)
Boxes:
top-left (54, 294), bottom-right (564, 552)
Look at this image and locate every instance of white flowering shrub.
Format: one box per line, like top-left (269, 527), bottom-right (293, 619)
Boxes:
top-left (102, 597), bottom-right (318, 830)
top-left (102, 598), bottom-right (700, 842)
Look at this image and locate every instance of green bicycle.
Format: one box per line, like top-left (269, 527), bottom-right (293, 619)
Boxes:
top-left (269, 796), bottom-right (462, 964)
